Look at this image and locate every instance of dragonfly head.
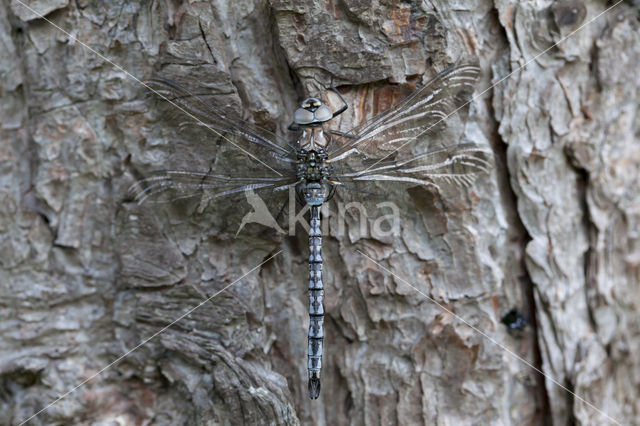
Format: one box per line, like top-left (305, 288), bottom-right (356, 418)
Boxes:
top-left (294, 97), bottom-right (333, 127)
top-left (302, 97), bottom-right (322, 112)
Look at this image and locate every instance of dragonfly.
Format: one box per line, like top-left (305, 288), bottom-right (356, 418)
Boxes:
top-left (130, 62), bottom-right (493, 399)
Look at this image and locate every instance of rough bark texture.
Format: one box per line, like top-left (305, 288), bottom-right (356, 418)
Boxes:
top-left (1, 0), bottom-right (638, 425)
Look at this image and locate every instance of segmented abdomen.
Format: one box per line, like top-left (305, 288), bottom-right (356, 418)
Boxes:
top-left (308, 205), bottom-right (324, 399)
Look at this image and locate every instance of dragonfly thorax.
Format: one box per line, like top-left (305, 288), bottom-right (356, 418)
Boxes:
top-left (296, 148), bottom-right (334, 206)
top-left (297, 128), bottom-right (329, 151)
top-left (296, 148), bottom-right (331, 180)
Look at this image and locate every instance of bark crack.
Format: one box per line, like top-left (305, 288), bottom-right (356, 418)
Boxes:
top-left (486, 49), bottom-right (553, 426)
top-left (198, 18), bottom-right (217, 65)
top-left (575, 166), bottom-right (599, 335)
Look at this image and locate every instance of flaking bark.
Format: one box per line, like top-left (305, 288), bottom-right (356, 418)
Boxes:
top-left (0, 0), bottom-right (638, 425)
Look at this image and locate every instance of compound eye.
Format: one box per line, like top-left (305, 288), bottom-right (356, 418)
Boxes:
top-left (294, 108), bottom-right (314, 124)
top-left (314, 105), bottom-right (332, 122)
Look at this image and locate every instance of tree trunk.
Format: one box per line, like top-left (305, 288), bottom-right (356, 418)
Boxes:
top-left (1, 0), bottom-right (638, 425)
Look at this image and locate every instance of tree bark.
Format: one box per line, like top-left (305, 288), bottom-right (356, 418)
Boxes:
top-left (1, 0), bottom-right (638, 425)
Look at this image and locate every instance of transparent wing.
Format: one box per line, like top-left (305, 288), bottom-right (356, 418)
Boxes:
top-left (327, 63), bottom-right (481, 162)
top-left (145, 77), bottom-right (297, 172)
top-left (128, 167), bottom-right (298, 237)
top-left (129, 77), bottom-right (299, 235)
top-left (130, 169), bottom-right (297, 206)
top-left (330, 143), bottom-right (492, 194)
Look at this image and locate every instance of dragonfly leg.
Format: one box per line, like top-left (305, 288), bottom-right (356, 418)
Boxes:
top-left (329, 86), bottom-right (348, 118)
top-left (327, 129), bottom-right (356, 139)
